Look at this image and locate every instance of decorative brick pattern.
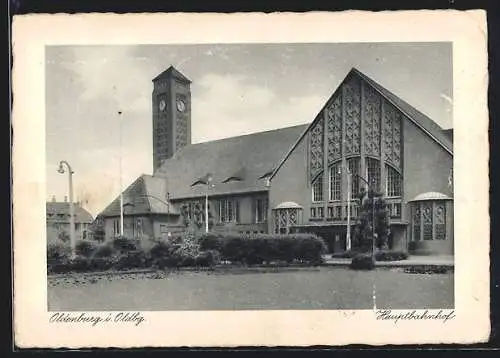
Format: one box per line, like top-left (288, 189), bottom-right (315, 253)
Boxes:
top-left (326, 95), bottom-right (342, 165)
top-left (343, 76), bottom-right (361, 156)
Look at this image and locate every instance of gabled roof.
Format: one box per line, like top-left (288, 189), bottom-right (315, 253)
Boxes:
top-left (152, 65), bottom-right (191, 83)
top-left (99, 174), bottom-right (176, 217)
top-left (155, 124), bottom-right (308, 200)
top-left (46, 202), bottom-right (94, 223)
top-left (270, 67), bottom-right (453, 181)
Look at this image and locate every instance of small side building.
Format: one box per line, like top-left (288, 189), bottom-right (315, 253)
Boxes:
top-left (46, 197), bottom-right (94, 244)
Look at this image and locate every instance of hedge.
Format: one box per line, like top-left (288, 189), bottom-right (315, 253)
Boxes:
top-left (199, 233), bottom-right (327, 265)
top-left (350, 254), bottom-right (375, 270)
top-left (47, 233), bottom-right (328, 273)
top-left (333, 250), bottom-right (408, 261)
top-left (374, 250), bottom-right (408, 262)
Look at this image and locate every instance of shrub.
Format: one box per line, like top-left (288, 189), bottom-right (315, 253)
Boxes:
top-left (68, 255), bottom-right (92, 272)
top-left (199, 233), bottom-right (223, 252)
top-left (47, 242), bottom-right (71, 264)
top-left (374, 250), bottom-right (408, 262)
top-left (350, 253), bottom-right (375, 270)
top-left (75, 240), bottom-right (96, 258)
top-left (331, 250), bottom-right (362, 259)
top-left (294, 234), bottom-right (327, 264)
top-left (93, 243), bottom-right (114, 258)
top-left (149, 239), bottom-right (175, 260)
top-left (219, 235), bottom-right (247, 263)
top-left (114, 250), bottom-right (149, 270)
top-left (113, 236), bottom-right (138, 252)
top-left (404, 266), bottom-right (450, 274)
top-left (195, 249), bottom-right (221, 267)
top-left (88, 256), bottom-right (115, 271)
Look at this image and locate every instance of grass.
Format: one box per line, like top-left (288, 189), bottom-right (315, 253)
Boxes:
top-left (48, 267), bottom-right (454, 311)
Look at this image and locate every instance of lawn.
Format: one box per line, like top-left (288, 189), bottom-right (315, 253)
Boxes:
top-left (48, 267), bottom-right (454, 311)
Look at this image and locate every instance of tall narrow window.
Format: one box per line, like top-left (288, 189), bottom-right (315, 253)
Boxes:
top-left (386, 164), bottom-right (402, 197)
top-left (434, 202), bottom-right (446, 240)
top-left (367, 158), bottom-right (380, 191)
top-left (412, 205), bottom-right (421, 241)
top-left (329, 163), bottom-right (341, 201)
top-left (347, 157), bottom-right (360, 197)
top-left (422, 203), bottom-right (433, 240)
top-left (113, 219), bottom-right (120, 235)
top-left (255, 198), bottom-right (268, 223)
top-left (312, 174), bottom-right (324, 202)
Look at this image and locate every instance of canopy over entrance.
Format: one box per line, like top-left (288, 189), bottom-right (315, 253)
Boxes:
top-left (408, 191), bottom-right (452, 202)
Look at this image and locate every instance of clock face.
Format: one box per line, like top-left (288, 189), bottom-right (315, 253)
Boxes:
top-left (176, 99), bottom-right (186, 112)
top-left (159, 99), bottom-right (166, 112)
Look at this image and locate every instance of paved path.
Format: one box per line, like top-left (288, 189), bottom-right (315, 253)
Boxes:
top-left (323, 255), bottom-right (454, 268)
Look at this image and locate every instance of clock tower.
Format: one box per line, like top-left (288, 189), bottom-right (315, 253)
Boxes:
top-left (152, 65), bottom-right (192, 172)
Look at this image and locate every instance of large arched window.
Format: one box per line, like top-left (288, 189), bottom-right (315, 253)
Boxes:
top-left (329, 162), bottom-right (342, 201)
top-left (311, 174), bottom-right (324, 202)
top-left (385, 164), bottom-right (402, 197)
top-left (366, 157), bottom-right (380, 190)
top-left (347, 157), bottom-right (361, 197)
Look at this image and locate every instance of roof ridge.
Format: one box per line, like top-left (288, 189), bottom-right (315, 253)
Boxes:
top-left (187, 124), bottom-right (309, 147)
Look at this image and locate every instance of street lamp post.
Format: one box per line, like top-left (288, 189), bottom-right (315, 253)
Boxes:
top-left (205, 174), bottom-right (213, 233)
top-left (58, 160), bottom-right (76, 259)
top-left (118, 111), bottom-right (124, 236)
top-left (338, 164), bottom-right (352, 251)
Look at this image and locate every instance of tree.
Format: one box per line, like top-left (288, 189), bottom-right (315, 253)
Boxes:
top-left (353, 186), bottom-right (390, 251)
top-left (89, 216), bottom-right (105, 242)
top-left (58, 230), bottom-right (70, 243)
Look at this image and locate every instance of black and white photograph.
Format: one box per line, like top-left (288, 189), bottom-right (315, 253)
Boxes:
top-left (45, 42), bottom-right (455, 311)
top-left (12, 11), bottom-right (489, 347)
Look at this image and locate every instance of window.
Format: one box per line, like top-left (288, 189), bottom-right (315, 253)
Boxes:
top-left (347, 157), bottom-right (360, 197)
top-left (335, 206), bottom-right (342, 219)
top-left (386, 165), bottom-right (402, 197)
top-left (310, 207), bottom-right (323, 219)
top-left (255, 198), bottom-right (269, 223)
top-left (422, 203), bottom-right (433, 240)
top-left (329, 163), bottom-right (341, 201)
top-left (434, 203), bottom-right (446, 240)
top-left (412, 201), bottom-right (448, 242)
top-left (113, 219), bottom-right (120, 235)
top-left (134, 218), bottom-right (143, 236)
top-left (393, 203), bottom-right (402, 218)
top-left (160, 224), bottom-right (168, 234)
top-left (412, 206), bottom-right (421, 241)
top-left (218, 198), bottom-right (240, 223)
top-left (312, 174), bottom-right (324, 202)
top-left (367, 158), bottom-right (380, 191)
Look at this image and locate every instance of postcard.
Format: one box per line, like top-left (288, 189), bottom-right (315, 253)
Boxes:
top-left (12, 10), bottom-right (489, 347)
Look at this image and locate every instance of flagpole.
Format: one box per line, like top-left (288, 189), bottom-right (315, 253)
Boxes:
top-left (118, 110), bottom-right (124, 236)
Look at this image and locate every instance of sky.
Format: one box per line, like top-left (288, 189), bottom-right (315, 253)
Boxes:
top-left (45, 42), bottom-right (453, 217)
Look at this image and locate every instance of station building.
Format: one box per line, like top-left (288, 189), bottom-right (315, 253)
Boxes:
top-left (99, 66), bottom-right (454, 255)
